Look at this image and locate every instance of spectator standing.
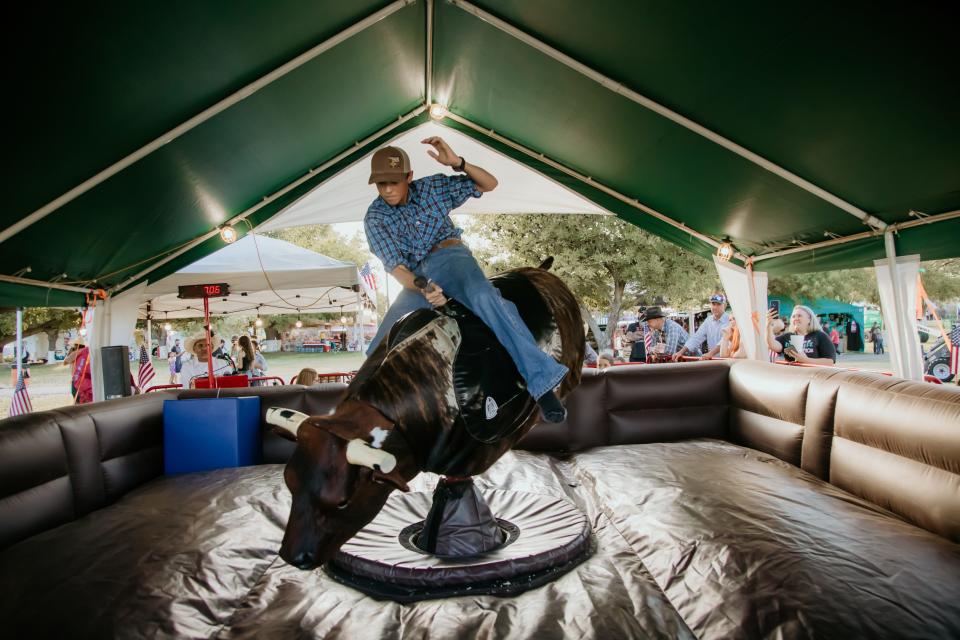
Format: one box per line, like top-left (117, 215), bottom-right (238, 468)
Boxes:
top-left (236, 335), bottom-right (256, 378)
top-left (71, 344), bottom-right (93, 404)
top-left (718, 315), bottom-right (747, 359)
top-left (828, 323), bottom-right (842, 355)
top-left (624, 306), bottom-right (690, 361)
top-left (766, 306), bottom-right (836, 365)
top-left (870, 323), bottom-right (884, 354)
top-left (675, 293), bottom-right (729, 360)
top-left (168, 339), bottom-right (182, 384)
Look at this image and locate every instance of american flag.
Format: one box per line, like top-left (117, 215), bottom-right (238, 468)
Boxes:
top-left (949, 324), bottom-right (960, 376)
top-left (360, 262), bottom-right (377, 291)
top-left (136, 344), bottom-right (156, 391)
top-left (643, 324), bottom-right (654, 358)
top-left (8, 372), bottom-right (32, 417)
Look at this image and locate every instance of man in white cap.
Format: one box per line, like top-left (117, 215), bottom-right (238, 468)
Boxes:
top-left (363, 137), bottom-right (569, 422)
top-left (674, 293), bottom-right (730, 360)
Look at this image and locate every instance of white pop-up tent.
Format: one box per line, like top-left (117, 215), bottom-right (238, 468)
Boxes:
top-left (88, 234), bottom-right (375, 400)
top-left (138, 234), bottom-right (374, 319)
top-left (257, 121), bottom-right (607, 230)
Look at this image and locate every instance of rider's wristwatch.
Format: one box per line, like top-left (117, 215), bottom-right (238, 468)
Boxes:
top-left (455, 156), bottom-right (467, 172)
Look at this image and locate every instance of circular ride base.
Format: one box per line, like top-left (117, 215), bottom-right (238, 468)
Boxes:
top-left (326, 489), bottom-right (593, 602)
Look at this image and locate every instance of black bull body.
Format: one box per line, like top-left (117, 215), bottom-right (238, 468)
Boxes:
top-left (271, 266), bottom-right (584, 569)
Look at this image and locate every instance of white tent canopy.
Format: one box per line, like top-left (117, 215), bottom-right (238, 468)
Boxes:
top-left (258, 121), bottom-right (608, 230)
top-left (138, 235), bottom-right (374, 319)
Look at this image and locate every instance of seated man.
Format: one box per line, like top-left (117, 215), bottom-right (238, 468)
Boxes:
top-left (363, 138), bottom-right (569, 422)
top-left (624, 306), bottom-right (690, 361)
top-left (179, 336), bottom-right (234, 388)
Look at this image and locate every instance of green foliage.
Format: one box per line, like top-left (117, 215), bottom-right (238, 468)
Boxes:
top-left (768, 258), bottom-right (960, 306)
top-left (465, 214), bottom-right (719, 348)
top-left (265, 225), bottom-right (373, 270)
top-left (0, 308), bottom-right (80, 349)
top-left (769, 269), bottom-right (879, 305)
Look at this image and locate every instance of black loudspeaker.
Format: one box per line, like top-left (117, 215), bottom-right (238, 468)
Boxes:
top-left (101, 345), bottom-right (132, 400)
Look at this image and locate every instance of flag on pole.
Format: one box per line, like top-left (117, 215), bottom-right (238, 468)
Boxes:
top-left (136, 344), bottom-right (156, 391)
top-left (949, 324), bottom-right (960, 376)
top-left (9, 373), bottom-right (33, 417)
top-left (643, 324), bottom-right (654, 358)
top-left (360, 262), bottom-right (377, 291)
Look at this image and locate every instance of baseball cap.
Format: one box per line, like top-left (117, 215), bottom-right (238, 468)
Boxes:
top-left (368, 146), bottom-right (411, 184)
top-left (709, 294), bottom-right (726, 304)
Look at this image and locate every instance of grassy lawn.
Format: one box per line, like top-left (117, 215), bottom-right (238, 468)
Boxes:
top-left (1, 351), bottom-right (366, 416)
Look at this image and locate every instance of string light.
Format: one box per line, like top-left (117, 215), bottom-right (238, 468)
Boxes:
top-left (295, 310), bottom-right (303, 329)
top-left (164, 322), bottom-right (172, 332)
top-left (716, 239), bottom-right (734, 262)
top-left (219, 224), bottom-right (238, 244)
top-left (255, 316), bottom-right (263, 328)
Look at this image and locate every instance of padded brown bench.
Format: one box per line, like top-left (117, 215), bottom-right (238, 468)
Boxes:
top-left (0, 361), bottom-right (957, 638)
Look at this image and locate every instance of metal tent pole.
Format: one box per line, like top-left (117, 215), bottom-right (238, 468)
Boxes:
top-left (15, 308), bottom-right (23, 383)
top-left (356, 288), bottom-right (363, 353)
top-left (145, 303), bottom-right (153, 360)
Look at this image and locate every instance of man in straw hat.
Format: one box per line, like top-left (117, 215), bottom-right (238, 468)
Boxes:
top-left (363, 136), bottom-right (569, 422)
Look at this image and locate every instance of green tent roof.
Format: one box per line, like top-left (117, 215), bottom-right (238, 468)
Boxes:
top-left (4, 1), bottom-right (958, 306)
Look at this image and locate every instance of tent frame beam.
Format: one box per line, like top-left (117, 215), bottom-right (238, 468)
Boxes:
top-left (112, 105), bottom-right (426, 294)
top-left (751, 208), bottom-right (960, 263)
top-left (0, 274), bottom-right (93, 295)
top-left (425, 0), bottom-right (435, 106)
top-left (0, 0), bottom-right (417, 248)
top-left (448, 0), bottom-right (888, 232)
top-left (441, 112), bottom-right (747, 261)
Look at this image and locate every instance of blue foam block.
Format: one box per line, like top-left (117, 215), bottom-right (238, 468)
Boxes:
top-left (163, 397), bottom-right (262, 474)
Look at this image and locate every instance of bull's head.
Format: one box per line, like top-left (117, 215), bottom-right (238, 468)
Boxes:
top-left (266, 402), bottom-right (412, 569)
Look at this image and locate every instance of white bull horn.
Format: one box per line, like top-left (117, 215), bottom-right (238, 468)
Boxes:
top-left (346, 439), bottom-right (397, 474)
top-left (266, 407), bottom-right (309, 440)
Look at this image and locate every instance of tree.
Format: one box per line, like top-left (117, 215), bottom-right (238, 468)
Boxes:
top-left (265, 225), bottom-right (374, 270)
top-left (767, 259), bottom-right (960, 307)
top-left (465, 214), bottom-right (720, 350)
top-left (0, 308), bottom-right (80, 353)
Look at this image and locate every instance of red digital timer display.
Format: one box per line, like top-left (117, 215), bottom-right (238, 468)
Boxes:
top-left (177, 283), bottom-right (230, 299)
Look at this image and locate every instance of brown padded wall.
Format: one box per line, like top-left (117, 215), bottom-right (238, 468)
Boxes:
top-left (0, 413), bottom-right (73, 549)
top-left (0, 385), bottom-right (348, 550)
top-left (517, 369), bottom-right (606, 452)
top-left (727, 361), bottom-right (815, 467)
top-left (830, 380), bottom-right (960, 541)
top-left (605, 362), bottom-right (729, 446)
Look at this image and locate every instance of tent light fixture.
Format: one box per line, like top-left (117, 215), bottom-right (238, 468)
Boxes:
top-left (429, 103), bottom-right (448, 120)
top-left (219, 224), bottom-right (238, 244)
top-left (295, 310), bottom-right (303, 329)
top-left (255, 316), bottom-right (263, 328)
top-left (716, 239), bottom-right (734, 262)
top-left (164, 322), bottom-right (172, 332)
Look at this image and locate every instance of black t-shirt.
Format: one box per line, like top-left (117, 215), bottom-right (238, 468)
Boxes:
top-left (627, 322), bottom-right (646, 362)
top-left (776, 330), bottom-right (836, 362)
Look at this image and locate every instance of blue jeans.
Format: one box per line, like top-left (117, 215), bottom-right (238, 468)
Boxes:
top-left (367, 244), bottom-right (568, 399)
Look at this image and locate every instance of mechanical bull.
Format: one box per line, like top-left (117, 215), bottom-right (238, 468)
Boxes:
top-left (267, 264), bottom-right (584, 569)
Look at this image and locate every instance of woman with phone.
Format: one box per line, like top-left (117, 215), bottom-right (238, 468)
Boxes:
top-left (766, 305), bottom-right (836, 365)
